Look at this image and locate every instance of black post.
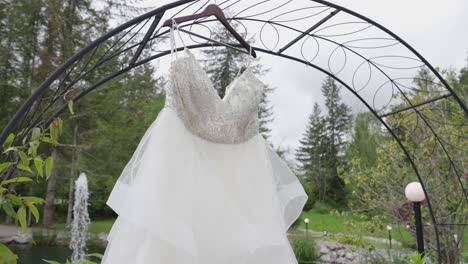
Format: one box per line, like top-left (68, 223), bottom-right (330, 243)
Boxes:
top-left (388, 229), bottom-right (392, 249)
top-left (413, 202), bottom-right (425, 255)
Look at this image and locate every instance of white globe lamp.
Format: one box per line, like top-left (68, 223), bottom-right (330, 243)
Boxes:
top-left (405, 181), bottom-right (426, 255)
top-left (405, 182), bottom-right (426, 202)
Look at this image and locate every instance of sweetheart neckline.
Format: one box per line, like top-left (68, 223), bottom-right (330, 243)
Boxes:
top-left (169, 47), bottom-right (257, 103)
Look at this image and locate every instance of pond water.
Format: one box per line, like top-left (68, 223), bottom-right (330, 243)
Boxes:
top-left (7, 244), bottom-right (105, 264)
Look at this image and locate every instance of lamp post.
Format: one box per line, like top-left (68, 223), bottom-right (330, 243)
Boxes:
top-left (304, 218), bottom-right (309, 233)
top-left (405, 182), bottom-right (426, 256)
top-left (386, 225), bottom-right (393, 249)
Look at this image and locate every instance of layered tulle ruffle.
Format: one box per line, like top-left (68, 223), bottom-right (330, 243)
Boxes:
top-left (101, 107), bottom-right (307, 264)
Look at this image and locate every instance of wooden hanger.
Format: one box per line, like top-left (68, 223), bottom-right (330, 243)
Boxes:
top-left (161, 4), bottom-right (257, 58)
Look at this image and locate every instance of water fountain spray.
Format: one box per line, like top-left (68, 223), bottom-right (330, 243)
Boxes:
top-left (70, 172), bottom-right (91, 262)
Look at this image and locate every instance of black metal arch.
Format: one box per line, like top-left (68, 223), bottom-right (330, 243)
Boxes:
top-left (1, 0), bottom-right (466, 261)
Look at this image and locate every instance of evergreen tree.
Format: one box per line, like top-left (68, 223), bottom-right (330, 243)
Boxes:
top-left (296, 103), bottom-right (325, 172)
top-left (455, 54), bottom-right (468, 101)
top-left (321, 76), bottom-right (351, 206)
top-left (295, 103), bottom-right (327, 202)
top-left (296, 77), bottom-right (351, 207)
top-left (346, 112), bottom-right (379, 168)
top-left (0, 0), bottom-right (162, 226)
top-left (200, 23), bottom-right (274, 140)
top-left (0, 0), bottom-right (43, 127)
top-left (77, 62), bottom-right (164, 217)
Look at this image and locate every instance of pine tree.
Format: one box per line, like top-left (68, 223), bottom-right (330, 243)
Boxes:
top-left (0, 0), bottom-right (43, 127)
top-left (296, 103), bottom-right (324, 171)
top-left (346, 112), bottom-right (379, 168)
top-left (200, 23), bottom-right (274, 140)
top-left (295, 103), bottom-right (328, 202)
top-left (321, 76), bottom-right (351, 206)
top-left (296, 77), bottom-right (351, 207)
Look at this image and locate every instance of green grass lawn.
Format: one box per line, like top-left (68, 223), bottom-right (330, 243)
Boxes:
top-left (296, 209), bottom-right (413, 244)
top-left (295, 209), bottom-right (467, 259)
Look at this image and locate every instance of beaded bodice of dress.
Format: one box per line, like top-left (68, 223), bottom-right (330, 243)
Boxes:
top-left (165, 48), bottom-right (265, 144)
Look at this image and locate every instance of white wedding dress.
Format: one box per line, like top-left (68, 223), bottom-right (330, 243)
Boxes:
top-left (101, 23), bottom-right (308, 264)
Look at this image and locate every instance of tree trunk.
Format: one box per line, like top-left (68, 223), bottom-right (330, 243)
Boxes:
top-left (66, 120), bottom-right (79, 228)
top-left (42, 146), bottom-right (59, 227)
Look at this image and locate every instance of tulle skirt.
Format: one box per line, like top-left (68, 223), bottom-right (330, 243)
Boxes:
top-left (101, 107), bottom-right (307, 264)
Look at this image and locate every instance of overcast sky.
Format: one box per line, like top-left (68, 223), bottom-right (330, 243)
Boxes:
top-left (134, 0), bottom-right (468, 158)
top-left (266, 0), bottom-right (468, 155)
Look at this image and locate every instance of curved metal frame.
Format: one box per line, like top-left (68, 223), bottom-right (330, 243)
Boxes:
top-left (1, 1), bottom-right (466, 261)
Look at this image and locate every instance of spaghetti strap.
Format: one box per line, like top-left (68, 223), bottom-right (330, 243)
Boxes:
top-left (170, 19), bottom-right (188, 61)
top-left (247, 45), bottom-right (253, 67)
top-left (237, 43), bottom-right (257, 77)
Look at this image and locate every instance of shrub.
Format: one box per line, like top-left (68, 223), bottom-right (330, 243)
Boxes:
top-left (312, 202), bottom-right (333, 214)
top-left (407, 252), bottom-right (427, 264)
top-left (335, 233), bottom-right (366, 248)
top-left (292, 234), bottom-right (318, 263)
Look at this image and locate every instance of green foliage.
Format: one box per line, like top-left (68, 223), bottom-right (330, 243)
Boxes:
top-left (298, 210), bottom-right (413, 247)
top-left (0, 117), bottom-right (60, 261)
top-left (0, 0), bottom-right (166, 226)
top-left (292, 234), bottom-right (318, 263)
top-left (345, 113), bottom-right (379, 168)
top-left (80, 89), bottom-right (165, 216)
top-left (0, 0), bottom-right (160, 262)
top-left (0, 121), bottom-right (59, 232)
top-left (312, 202), bottom-right (333, 214)
top-left (406, 252), bottom-right (427, 264)
top-left (336, 233), bottom-right (366, 247)
top-left (341, 66), bottom-right (467, 263)
top-left (68, 100), bottom-right (75, 115)
top-left (0, 242), bottom-right (18, 264)
top-left (334, 210), bottom-right (387, 238)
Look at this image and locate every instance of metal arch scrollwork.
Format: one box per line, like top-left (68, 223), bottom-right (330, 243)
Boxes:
top-left (0, 0), bottom-right (466, 262)
top-left (300, 34), bottom-right (320, 64)
top-left (259, 22), bottom-right (281, 51)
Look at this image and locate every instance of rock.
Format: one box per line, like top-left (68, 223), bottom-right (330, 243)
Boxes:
top-left (0, 233), bottom-right (33, 244)
top-left (0, 236), bottom-right (14, 243)
top-left (337, 249), bottom-right (347, 257)
top-left (345, 252), bottom-right (356, 260)
top-left (315, 239), bottom-right (408, 263)
top-left (326, 241), bottom-right (341, 250)
top-left (320, 253), bottom-right (337, 263)
top-left (319, 243), bottom-right (329, 256)
top-left (12, 234), bottom-right (31, 244)
top-left (336, 256), bottom-right (348, 263)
